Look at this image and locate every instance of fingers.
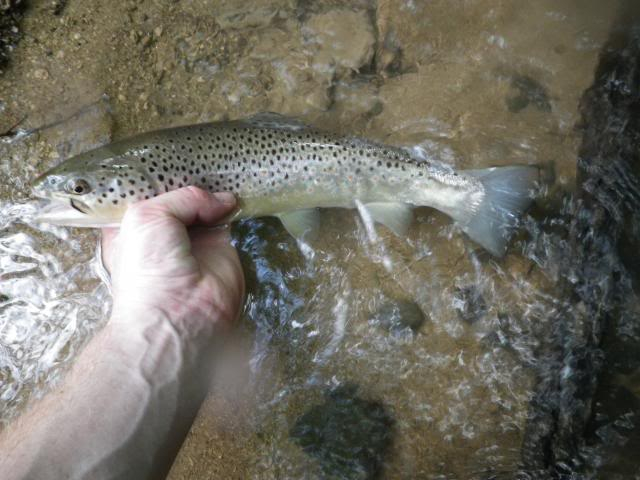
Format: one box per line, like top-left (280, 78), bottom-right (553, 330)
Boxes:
top-left (123, 187), bottom-right (237, 229)
top-left (191, 228), bottom-right (246, 321)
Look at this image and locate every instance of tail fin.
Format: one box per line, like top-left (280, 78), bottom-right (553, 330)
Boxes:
top-left (456, 166), bottom-right (539, 256)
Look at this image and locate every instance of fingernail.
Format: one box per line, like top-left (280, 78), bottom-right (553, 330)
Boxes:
top-left (211, 191), bottom-right (237, 205)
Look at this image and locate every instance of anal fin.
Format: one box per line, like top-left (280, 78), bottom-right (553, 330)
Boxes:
top-left (278, 208), bottom-right (320, 240)
top-left (363, 202), bottom-right (413, 236)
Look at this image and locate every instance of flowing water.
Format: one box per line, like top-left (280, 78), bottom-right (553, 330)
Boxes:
top-left (1, 1), bottom-right (640, 478)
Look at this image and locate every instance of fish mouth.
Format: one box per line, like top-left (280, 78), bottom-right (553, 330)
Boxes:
top-left (69, 198), bottom-right (90, 214)
top-left (32, 197), bottom-right (104, 227)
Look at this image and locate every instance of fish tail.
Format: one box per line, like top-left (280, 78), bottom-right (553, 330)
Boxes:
top-left (455, 166), bottom-right (539, 256)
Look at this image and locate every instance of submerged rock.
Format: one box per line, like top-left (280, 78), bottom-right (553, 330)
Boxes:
top-left (331, 79), bottom-right (382, 128)
top-left (212, 0), bottom-right (295, 29)
top-left (0, 0), bottom-right (26, 73)
top-left (303, 9), bottom-right (375, 78)
top-left (369, 299), bottom-right (426, 334)
top-left (521, 1), bottom-right (640, 475)
top-left (375, 0), bottom-right (505, 74)
top-left (290, 384), bottom-right (393, 479)
top-left (50, 0), bottom-right (67, 16)
top-left (453, 285), bottom-right (487, 325)
top-left (506, 75), bottom-right (552, 113)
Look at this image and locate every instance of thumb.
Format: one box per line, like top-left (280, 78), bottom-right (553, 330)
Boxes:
top-left (122, 187), bottom-right (237, 229)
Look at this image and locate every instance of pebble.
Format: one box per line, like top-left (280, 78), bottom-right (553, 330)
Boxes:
top-left (290, 384), bottom-right (393, 480)
top-left (370, 299), bottom-right (427, 333)
top-left (33, 68), bottom-right (49, 80)
top-left (304, 9), bottom-right (375, 76)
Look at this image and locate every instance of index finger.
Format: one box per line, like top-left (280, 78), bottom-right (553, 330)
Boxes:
top-left (122, 187), bottom-right (237, 230)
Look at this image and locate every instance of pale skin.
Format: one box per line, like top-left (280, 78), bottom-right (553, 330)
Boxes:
top-left (0, 187), bottom-right (245, 480)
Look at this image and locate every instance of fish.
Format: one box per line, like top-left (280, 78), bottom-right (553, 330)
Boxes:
top-left (32, 113), bottom-right (539, 256)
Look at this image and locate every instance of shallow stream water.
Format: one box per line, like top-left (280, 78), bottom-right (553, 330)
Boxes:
top-left (1, 1), bottom-right (639, 478)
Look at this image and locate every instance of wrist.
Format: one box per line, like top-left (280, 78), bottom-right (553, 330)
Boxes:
top-left (104, 308), bottom-right (212, 382)
top-left (110, 299), bottom-right (223, 346)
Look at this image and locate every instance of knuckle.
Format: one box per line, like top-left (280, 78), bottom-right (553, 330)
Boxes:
top-left (183, 186), bottom-right (209, 202)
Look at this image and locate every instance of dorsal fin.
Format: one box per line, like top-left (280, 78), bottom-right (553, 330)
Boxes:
top-left (241, 112), bottom-right (309, 131)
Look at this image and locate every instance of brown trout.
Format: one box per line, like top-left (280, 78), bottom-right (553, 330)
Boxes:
top-left (32, 113), bottom-right (538, 255)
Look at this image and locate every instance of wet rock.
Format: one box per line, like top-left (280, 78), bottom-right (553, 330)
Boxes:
top-left (372, 64), bottom-right (470, 145)
top-left (0, 0), bottom-right (26, 73)
top-left (50, 0), bottom-right (67, 16)
top-left (290, 384), bottom-right (393, 480)
top-left (210, 0), bottom-right (295, 29)
top-left (522, 2), bottom-right (640, 474)
top-left (376, 32), bottom-right (402, 77)
top-left (584, 383), bottom-right (640, 476)
top-left (244, 25), bottom-right (333, 115)
top-left (453, 285), bottom-right (487, 324)
top-left (155, 15), bottom-right (226, 76)
top-left (303, 9), bottom-right (375, 78)
top-left (506, 75), bottom-right (551, 113)
top-left (375, 0), bottom-right (503, 74)
top-left (44, 96), bottom-right (114, 160)
top-left (330, 78), bottom-right (382, 128)
top-left (369, 299), bottom-right (426, 334)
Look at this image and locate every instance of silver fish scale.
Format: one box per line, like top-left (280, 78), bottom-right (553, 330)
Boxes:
top-left (37, 115), bottom-right (484, 224)
top-left (112, 122), bottom-right (452, 211)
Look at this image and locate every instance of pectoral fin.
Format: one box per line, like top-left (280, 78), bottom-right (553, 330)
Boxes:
top-left (278, 209), bottom-right (321, 240)
top-left (363, 202), bottom-right (413, 236)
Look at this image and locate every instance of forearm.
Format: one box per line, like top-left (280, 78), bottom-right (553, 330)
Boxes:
top-left (0, 313), bottom-right (212, 480)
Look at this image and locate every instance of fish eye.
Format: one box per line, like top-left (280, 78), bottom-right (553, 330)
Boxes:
top-left (65, 179), bottom-right (92, 195)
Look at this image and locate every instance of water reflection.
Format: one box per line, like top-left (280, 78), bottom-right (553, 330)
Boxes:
top-left (0, 199), bottom-right (107, 420)
top-left (0, 0), bottom-right (639, 478)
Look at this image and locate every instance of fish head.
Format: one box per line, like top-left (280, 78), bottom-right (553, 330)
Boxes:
top-left (31, 148), bottom-right (154, 227)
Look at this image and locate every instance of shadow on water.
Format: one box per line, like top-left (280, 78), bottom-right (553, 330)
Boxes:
top-left (520, 1), bottom-right (640, 477)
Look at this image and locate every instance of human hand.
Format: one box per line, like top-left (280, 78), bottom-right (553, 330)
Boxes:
top-left (101, 187), bottom-right (245, 348)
